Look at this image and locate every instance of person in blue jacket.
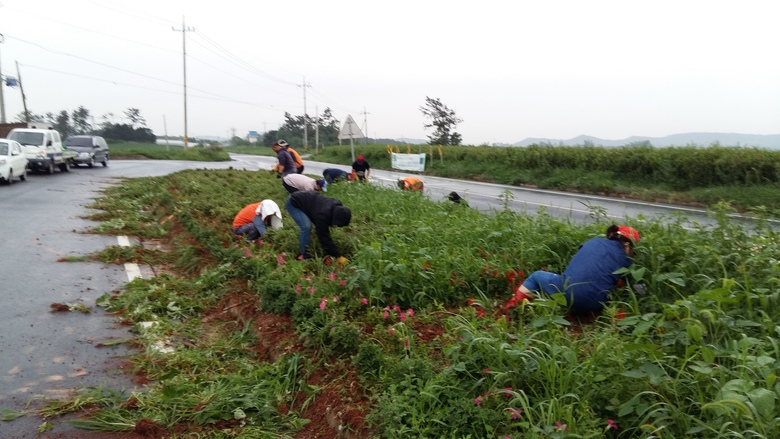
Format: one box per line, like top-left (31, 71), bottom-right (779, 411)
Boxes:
top-left (322, 168), bottom-right (351, 184)
top-left (505, 225), bottom-right (641, 315)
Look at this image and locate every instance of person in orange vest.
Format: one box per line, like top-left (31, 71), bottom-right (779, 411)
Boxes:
top-left (397, 177), bottom-right (424, 191)
top-left (232, 200), bottom-right (283, 243)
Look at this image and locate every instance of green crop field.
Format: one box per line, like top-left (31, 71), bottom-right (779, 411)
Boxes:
top-left (8, 168), bottom-right (778, 438)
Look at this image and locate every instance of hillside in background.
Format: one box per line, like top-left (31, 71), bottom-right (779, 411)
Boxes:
top-left (512, 133), bottom-right (780, 149)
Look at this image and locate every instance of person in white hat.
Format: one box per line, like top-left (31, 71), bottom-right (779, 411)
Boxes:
top-left (232, 199), bottom-right (283, 243)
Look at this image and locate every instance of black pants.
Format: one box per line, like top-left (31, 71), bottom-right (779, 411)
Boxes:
top-left (282, 180), bottom-right (298, 194)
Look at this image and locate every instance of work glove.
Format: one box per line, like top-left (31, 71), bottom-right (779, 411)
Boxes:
top-left (336, 256), bottom-right (350, 266)
top-left (633, 282), bottom-right (648, 296)
top-left (502, 289), bottom-right (534, 312)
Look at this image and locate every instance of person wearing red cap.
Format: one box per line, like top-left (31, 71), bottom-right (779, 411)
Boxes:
top-left (504, 224), bottom-right (642, 315)
top-left (351, 155), bottom-right (371, 182)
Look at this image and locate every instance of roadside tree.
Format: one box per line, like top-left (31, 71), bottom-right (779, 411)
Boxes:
top-left (262, 108), bottom-right (340, 148)
top-left (420, 96), bottom-right (463, 146)
top-left (72, 106), bottom-right (93, 134)
top-left (124, 108), bottom-right (147, 128)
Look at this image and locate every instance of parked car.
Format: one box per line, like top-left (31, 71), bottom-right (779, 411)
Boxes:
top-left (0, 139), bottom-right (28, 184)
top-left (7, 128), bottom-right (75, 173)
top-left (64, 135), bottom-right (109, 168)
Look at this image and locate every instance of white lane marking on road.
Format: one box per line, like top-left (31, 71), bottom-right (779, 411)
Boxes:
top-left (117, 235), bottom-right (142, 281)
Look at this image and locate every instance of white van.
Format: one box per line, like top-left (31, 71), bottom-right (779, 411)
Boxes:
top-left (7, 128), bottom-right (74, 174)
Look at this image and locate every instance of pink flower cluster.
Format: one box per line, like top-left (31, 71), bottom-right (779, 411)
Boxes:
top-left (383, 305), bottom-right (415, 321)
top-left (319, 296), bottom-right (339, 310)
top-left (508, 408), bottom-right (522, 420)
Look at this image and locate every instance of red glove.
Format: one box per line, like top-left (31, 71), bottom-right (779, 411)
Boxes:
top-left (503, 289), bottom-right (534, 312)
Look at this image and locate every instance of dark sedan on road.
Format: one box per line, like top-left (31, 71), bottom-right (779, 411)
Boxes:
top-left (65, 135), bottom-right (109, 168)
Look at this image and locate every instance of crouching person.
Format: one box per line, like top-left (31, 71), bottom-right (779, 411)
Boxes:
top-left (398, 177), bottom-right (424, 191)
top-left (285, 191), bottom-right (351, 264)
top-left (504, 225), bottom-right (642, 317)
top-left (232, 200), bottom-right (283, 243)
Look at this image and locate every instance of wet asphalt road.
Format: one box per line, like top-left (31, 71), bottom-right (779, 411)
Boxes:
top-left (0, 154), bottom-right (761, 438)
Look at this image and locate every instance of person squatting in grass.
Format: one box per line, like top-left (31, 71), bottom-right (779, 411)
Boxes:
top-left (504, 224), bottom-right (646, 316)
top-left (285, 190), bottom-right (351, 264)
top-left (232, 200), bottom-right (283, 243)
top-left (448, 191), bottom-right (469, 206)
top-left (282, 173), bottom-right (327, 194)
top-left (270, 140), bottom-right (297, 177)
top-left (322, 167), bottom-right (352, 184)
top-left (398, 177), bottom-right (424, 191)
top-left (351, 155), bottom-right (371, 182)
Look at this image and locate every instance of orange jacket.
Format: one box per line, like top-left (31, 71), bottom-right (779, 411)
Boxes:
top-left (232, 202), bottom-right (261, 228)
top-left (401, 177), bottom-right (424, 191)
top-left (287, 147), bottom-right (304, 169)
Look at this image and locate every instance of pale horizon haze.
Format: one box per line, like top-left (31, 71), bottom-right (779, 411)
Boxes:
top-left (0, 0), bottom-right (777, 145)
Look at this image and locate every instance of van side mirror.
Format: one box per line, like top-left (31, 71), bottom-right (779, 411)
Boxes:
top-left (47, 140), bottom-right (53, 147)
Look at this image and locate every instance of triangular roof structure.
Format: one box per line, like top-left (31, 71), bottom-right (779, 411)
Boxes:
top-left (338, 115), bottom-right (365, 140)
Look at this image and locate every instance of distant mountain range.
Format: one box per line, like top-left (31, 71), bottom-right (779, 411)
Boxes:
top-left (510, 133), bottom-right (780, 149)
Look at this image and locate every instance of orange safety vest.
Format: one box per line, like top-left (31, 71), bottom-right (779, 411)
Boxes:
top-left (287, 147), bottom-right (304, 168)
top-left (402, 177), bottom-right (424, 191)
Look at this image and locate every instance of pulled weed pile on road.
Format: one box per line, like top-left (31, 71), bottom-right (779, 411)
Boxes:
top-left (25, 169), bottom-right (780, 438)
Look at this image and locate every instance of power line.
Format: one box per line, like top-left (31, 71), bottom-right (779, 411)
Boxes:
top-left (20, 63), bottom-right (282, 108)
top-left (3, 8), bottom-right (365, 129)
top-left (194, 31), bottom-right (297, 86)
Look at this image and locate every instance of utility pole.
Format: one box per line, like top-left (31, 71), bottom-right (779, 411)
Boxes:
top-left (16, 61), bottom-right (28, 123)
top-left (173, 17), bottom-right (194, 148)
top-left (314, 105), bottom-right (319, 153)
top-left (298, 77), bottom-right (311, 149)
top-left (163, 114), bottom-right (170, 150)
top-left (0, 33), bottom-right (5, 123)
top-left (361, 107), bottom-right (370, 144)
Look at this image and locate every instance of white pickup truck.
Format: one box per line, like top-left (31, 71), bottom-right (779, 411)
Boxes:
top-left (7, 128), bottom-right (76, 174)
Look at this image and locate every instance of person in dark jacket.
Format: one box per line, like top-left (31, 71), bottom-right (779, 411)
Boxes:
top-left (322, 167), bottom-right (351, 184)
top-left (447, 191), bottom-right (469, 206)
top-left (271, 141), bottom-right (297, 177)
top-left (351, 155), bottom-right (370, 182)
top-left (504, 225), bottom-right (642, 315)
top-left (285, 191), bottom-right (351, 261)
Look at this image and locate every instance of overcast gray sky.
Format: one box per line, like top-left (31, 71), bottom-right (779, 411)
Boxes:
top-left (1, 0), bottom-right (777, 145)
